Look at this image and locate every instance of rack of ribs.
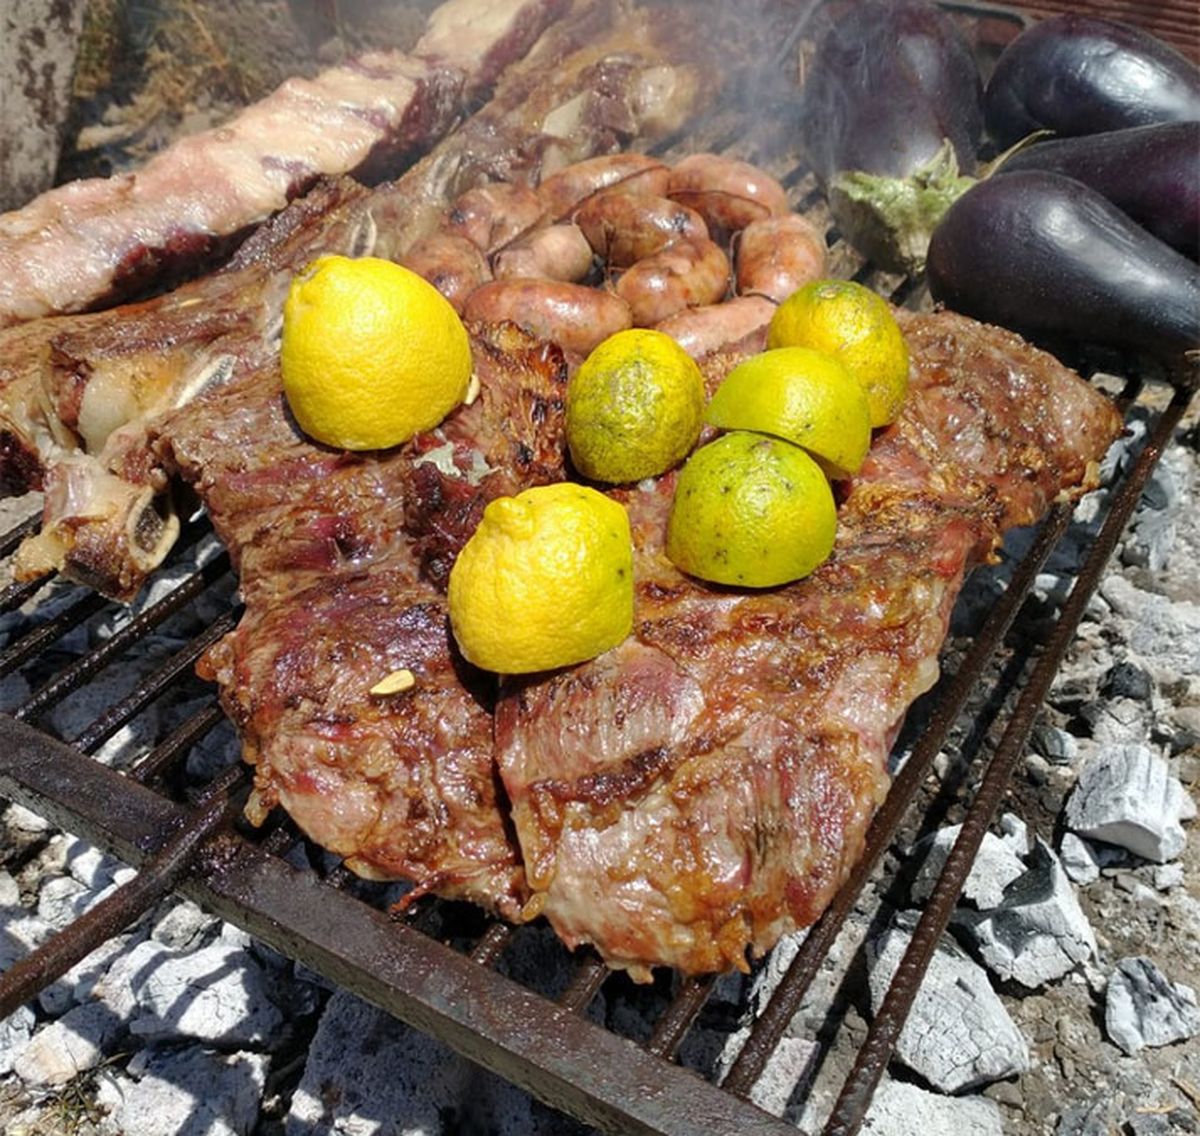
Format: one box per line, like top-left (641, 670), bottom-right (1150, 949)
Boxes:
top-left (0, 0), bottom-right (571, 329)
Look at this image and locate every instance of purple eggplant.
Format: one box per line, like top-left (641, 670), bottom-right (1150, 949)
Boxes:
top-left (985, 15), bottom-right (1200, 149)
top-left (799, 0), bottom-right (983, 274)
top-left (996, 122), bottom-right (1200, 259)
top-left (927, 170), bottom-right (1200, 363)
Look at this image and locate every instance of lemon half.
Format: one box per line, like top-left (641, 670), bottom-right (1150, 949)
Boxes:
top-left (666, 431), bottom-right (837, 588)
top-left (448, 483), bottom-right (634, 674)
top-left (767, 279), bottom-right (909, 427)
top-left (705, 346), bottom-right (871, 478)
top-left (566, 328), bottom-right (706, 484)
top-left (281, 255), bottom-right (472, 450)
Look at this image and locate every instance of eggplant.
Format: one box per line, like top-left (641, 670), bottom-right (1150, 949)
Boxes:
top-left (799, 0), bottom-right (983, 274)
top-left (996, 122), bottom-right (1200, 259)
top-left (985, 15), bottom-right (1200, 149)
top-left (927, 170), bottom-right (1200, 363)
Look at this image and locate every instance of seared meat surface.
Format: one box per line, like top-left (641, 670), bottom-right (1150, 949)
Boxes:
top-left (153, 324), bottom-right (567, 915)
top-left (2, 0), bottom-right (716, 595)
top-left (494, 310), bottom-right (1123, 976)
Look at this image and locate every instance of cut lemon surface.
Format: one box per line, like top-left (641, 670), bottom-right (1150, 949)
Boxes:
top-left (705, 346), bottom-right (871, 478)
top-left (666, 431), bottom-right (837, 588)
top-left (767, 279), bottom-right (909, 427)
top-left (448, 483), bottom-right (633, 674)
top-left (281, 254), bottom-right (472, 450)
top-left (566, 328), bottom-right (706, 484)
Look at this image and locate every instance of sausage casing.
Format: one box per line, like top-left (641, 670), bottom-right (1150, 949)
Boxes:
top-left (614, 236), bottom-right (730, 327)
top-left (462, 280), bottom-right (632, 356)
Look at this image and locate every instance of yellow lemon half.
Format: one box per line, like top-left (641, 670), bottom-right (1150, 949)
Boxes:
top-left (448, 483), bottom-right (634, 674)
top-left (281, 254), bottom-right (472, 450)
top-left (566, 328), bottom-right (706, 484)
top-left (666, 430), bottom-right (837, 588)
top-left (767, 279), bottom-right (909, 426)
top-left (704, 346), bottom-right (872, 478)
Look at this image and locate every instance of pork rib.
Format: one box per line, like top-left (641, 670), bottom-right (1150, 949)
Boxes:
top-left (494, 310), bottom-right (1123, 978)
top-left (0, 0), bottom-right (568, 330)
top-left (5, 0), bottom-right (718, 597)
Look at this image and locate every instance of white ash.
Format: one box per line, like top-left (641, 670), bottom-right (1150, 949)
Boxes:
top-left (1065, 743), bottom-right (1193, 863)
top-left (953, 839), bottom-right (1096, 989)
top-left (285, 988), bottom-right (582, 1136)
top-left (1057, 832), bottom-right (1122, 886)
top-left (1104, 956), bottom-right (1200, 1056)
top-left (866, 914), bottom-right (1029, 1093)
top-left (95, 1044), bottom-right (269, 1136)
top-left (860, 1078), bottom-right (1004, 1136)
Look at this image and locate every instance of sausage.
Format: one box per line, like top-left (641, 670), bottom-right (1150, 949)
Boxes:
top-left (462, 280), bottom-right (633, 356)
top-left (666, 153), bottom-right (790, 238)
top-left (614, 236), bottom-right (730, 327)
top-left (735, 214), bottom-right (828, 302)
top-left (439, 182), bottom-right (546, 254)
top-left (492, 223), bottom-right (595, 283)
top-left (655, 295), bottom-right (777, 360)
top-left (574, 192), bottom-right (710, 268)
top-left (401, 233), bottom-right (492, 313)
top-left (537, 153), bottom-right (671, 221)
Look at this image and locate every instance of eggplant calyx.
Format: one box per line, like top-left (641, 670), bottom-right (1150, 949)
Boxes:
top-left (828, 140), bottom-right (975, 276)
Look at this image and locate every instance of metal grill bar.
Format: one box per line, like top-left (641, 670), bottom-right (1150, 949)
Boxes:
top-left (0, 715), bottom-right (798, 1136)
top-left (823, 380), bottom-right (1196, 1136)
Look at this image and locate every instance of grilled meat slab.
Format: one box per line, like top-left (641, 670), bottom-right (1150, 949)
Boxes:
top-left (0, 0), bottom-right (568, 330)
top-left (4, 0), bottom-right (717, 598)
top-left (156, 324), bottom-right (567, 914)
top-left (494, 310), bottom-right (1123, 977)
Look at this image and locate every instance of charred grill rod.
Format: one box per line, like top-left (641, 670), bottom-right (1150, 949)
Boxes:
top-left (0, 763), bottom-right (239, 1020)
top-left (823, 380), bottom-right (1196, 1136)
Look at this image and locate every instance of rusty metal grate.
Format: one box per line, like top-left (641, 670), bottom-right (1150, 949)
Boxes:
top-left (1, 6), bottom-right (1197, 1129)
top-left (1, 354), bottom-right (1191, 1136)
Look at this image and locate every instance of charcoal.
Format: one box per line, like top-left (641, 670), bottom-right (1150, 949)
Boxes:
top-left (1102, 661), bottom-right (1153, 702)
top-left (1065, 743), bottom-right (1192, 862)
top-left (955, 839), bottom-right (1096, 988)
top-left (862, 1079), bottom-right (1004, 1136)
top-left (1058, 832), bottom-right (1122, 885)
top-left (0, 1006), bottom-right (35, 1077)
top-left (910, 826), bottom-right (1026, 909)
top-left (127, 942), bottom-right (284, 1046)
top-left (867, 915), bottom-right (1029, 1092)
top-left (13, 1001), bottom-right (121, 1087)
top-left (1104, 956), bottom-right (1200, 1056)
top-left (1032, 724), bottom-right (1080, 765)
top-left (1057, 1098), bottom-right (1116, 1136)
top-left (95, 1045), bottom-right (269, 1136)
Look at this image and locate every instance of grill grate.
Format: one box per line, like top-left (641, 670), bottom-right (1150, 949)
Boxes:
top-left (1, 364), bottom-right (1191, 1135)
top-left (1, 4), bottom-right (1197, 1129)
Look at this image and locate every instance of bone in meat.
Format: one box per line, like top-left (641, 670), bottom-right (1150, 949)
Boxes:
top-left (6, 1), bottom-right (718, 598)
top-left (494, 310), bottom-right (1123, 978)
top-left (0, 0), bottom-right (571, 330)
